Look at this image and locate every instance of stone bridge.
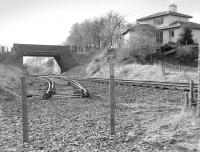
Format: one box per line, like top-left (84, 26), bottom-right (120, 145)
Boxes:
top-left (13, 43), bottom-right (78, 73)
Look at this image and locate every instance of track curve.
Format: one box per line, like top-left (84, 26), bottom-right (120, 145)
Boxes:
top-left (35, 75), bottom-right (90, 99)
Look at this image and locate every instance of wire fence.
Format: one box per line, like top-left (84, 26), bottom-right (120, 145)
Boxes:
top-left (157, 61), bottom-right (197, 73)
top-left (155, 60), bottom-right (198, 82)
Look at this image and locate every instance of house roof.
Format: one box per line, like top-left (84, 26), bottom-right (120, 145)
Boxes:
top-left (121, 24), bottom-right (155, 35)
top-left (137, 11), bottom-right (192, 21)
top-left (170, 21), bottom-right (200, 29)
top-left (158, 21), bottom-right (200, 30)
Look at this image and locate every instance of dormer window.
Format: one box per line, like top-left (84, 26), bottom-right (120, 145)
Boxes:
top-left (154, 17), bottom-right (163, 25)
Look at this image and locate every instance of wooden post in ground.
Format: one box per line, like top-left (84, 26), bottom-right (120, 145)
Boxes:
top-left (160, 61), bottom-right (166, 81)
top-left (189, 80), bottom-right (197, 113)
top-left (183, 93), bottom-right (189, 112)
top-left (109, 62), bottom-right (115, 135)
top-left (21, 76), bottom-right (29, 143)
top-left (190, 80), bottom-right (194, 103)
top-left (190, 80), bottom-right (194, 110)
top-left (198, 46), bottom-right (200, 117)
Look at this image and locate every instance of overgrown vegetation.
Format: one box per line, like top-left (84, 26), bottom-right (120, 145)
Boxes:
top-left (0, 64), bottom-right (22, 88)
top-left (0, 52), bottom-right (19, 64)
top-left (160, 42), bottom-right (177, 53)
top-left (117, 26), bottom-right (156, 64)
top-left (175, 47), bottom-right (198, 65)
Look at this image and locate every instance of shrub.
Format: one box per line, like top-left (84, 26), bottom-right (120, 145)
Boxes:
top-left (0, 52), bottom-right (19, 64)
top-left (120, 35), bottom-right (156, 64)
top-left (116, 47), bottom-right (136, 63)
top-left (175, 47), bottom-right (197, 65)
top-left (160, 42), bottom-right (177, 53)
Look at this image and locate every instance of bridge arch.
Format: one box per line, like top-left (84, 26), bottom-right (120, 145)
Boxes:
top-left (13, 43), bottom-right (78, 73)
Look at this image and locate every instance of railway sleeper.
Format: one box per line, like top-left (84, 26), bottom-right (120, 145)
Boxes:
top-left (80, 89), bottom-right (90, 98)
top-left (42, 82), bottom-right (55, 99)
top-left (42, 90), bottom-right (54, 99)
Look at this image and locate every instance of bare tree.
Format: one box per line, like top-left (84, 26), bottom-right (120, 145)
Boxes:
top-left (101, 11), bottom-right (126, 47)
top-left (66, 11), bottom-right (126, 51)
top-left (67, 23), bottom-right (83, 51)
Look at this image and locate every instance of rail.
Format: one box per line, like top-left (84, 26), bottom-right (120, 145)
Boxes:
top-left (71, 77), bottom-right (198, 92)
top-left (50, 76), bottom-right (90, 97)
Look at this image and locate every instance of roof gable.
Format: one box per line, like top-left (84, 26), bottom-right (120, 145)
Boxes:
top-left (137, 11), bottom-right (192, 21)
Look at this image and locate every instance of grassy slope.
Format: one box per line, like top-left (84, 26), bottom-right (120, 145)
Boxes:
top-left (88, 63), bottom-right (197, 82)
top-left (0, 64), bottom-right (22, 88)
top-left (82, 50), bottom-right (197, 82)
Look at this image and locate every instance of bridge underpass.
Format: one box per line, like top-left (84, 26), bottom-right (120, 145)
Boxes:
top-left (13, 43), bottom-right (78, 73)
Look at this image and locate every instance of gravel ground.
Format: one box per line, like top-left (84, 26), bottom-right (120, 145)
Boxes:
top-left (1, 78), bottom-right (200, 151)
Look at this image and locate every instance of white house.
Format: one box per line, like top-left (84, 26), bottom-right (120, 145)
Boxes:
top-left (122, 3), bottom-right (200, 45)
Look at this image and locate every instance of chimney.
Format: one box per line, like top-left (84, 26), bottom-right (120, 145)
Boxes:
top-left (169, 3), bottom-right (177, 12)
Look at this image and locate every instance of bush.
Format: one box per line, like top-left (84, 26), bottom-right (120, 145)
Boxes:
top-left (175, 47), bottom-right (198, 65)
top-left (116, 47), bottom-right (136, 63)
top-left (117, 34), bottom-right (156, 64)
top-left (0, 52), bottom-right (11, 62)
top-left (0, 52), bottom-right (19, 64)
top-left (160, 42), bottom-right (177, 53)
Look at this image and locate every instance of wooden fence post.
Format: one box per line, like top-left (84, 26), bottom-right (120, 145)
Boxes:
top-left (110, 62), bottom-right (115, 135)
top-left (160, 61), bottom-right (166, 81)
top-left (189, 80), bottom-right (197, 114)
top-left (21, 76), bottom-right (29, 143)
top-left (190, 80), bottom-right (194, 103)
top-left (189, 80), bottom-right (194, 112)
top-left (183, 93), bottom-right (189, 112)
top-left (198, 46), bottom-right (200, 116)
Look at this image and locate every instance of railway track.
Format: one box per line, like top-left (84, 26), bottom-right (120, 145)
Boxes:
top-left (71, 77), bottom-right (198, 92)
top-left (2, 75), bottom-right (197, 101)
top-left (33, 75), bottom-right (198, 100)
top-left (36, 75), bottom-right (89, 99)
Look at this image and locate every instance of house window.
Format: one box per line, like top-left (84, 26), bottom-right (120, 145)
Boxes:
top-left (169, 29), bottom-right (174, 37)
top-left (156, 31), bottom-right (163, 44)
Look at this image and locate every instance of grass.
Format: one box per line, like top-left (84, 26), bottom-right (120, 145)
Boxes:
top-left (84, 48), bottom-right (198, 82)
top-left (0, 64), bottom-right (22, 88)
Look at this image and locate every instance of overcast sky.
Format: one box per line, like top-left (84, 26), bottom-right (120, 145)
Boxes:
top-left (0, 0), bottom-right (200, 47)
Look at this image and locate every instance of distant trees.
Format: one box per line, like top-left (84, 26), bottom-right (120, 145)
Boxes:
top-left (66, 11), bottom-right (126, 52)
top-left (0, 45), bottom-right (9, 53)
top-left (178, 26), bottom-right (194, 45)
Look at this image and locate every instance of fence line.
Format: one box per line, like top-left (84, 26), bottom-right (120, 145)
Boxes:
top-left (156, 60), bottom-right (197, 73)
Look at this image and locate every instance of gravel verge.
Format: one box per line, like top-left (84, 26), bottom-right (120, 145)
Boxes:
top-left (1, 79), bottom-right (200, 151)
